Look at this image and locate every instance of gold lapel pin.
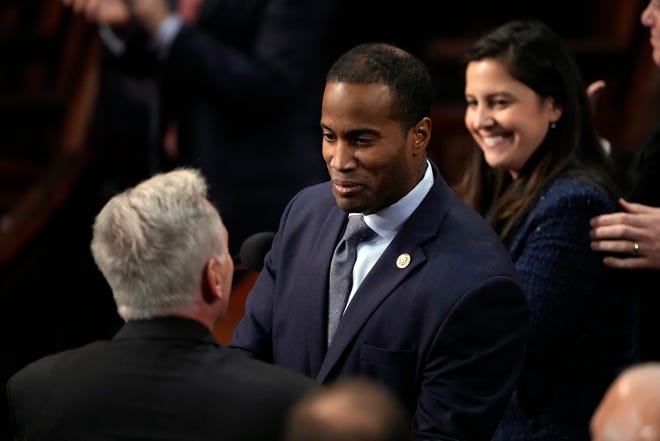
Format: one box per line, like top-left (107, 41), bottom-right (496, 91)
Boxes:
top-left (396, 253), bottom-right (411, 269)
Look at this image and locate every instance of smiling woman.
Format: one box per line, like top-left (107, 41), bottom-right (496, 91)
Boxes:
top-left (456, 19), bottom-right (637, 441)
top-left (464, 58), bottom-right (561, 179)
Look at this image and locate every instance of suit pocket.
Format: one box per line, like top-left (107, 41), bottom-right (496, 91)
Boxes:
top-left (360, 344), bottom-right (416, 407)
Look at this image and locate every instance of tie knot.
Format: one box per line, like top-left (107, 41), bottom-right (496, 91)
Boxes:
top-left (343, 215), bottom-right (376, 243)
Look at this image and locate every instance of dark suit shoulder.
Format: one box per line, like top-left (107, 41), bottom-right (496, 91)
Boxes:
top-left (438, 191), bottom-right (520, 279)
top-left (7, 337), bottom-right (318, 441)
top-left (8, 339), bottom-right (110, 388)
top-left (220, 347), bottom-right (319, 395)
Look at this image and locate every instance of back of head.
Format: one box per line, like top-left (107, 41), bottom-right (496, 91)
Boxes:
top-left (91, 168), bottom-right (224, 320)
top-left (285, 377), bottom-right (410, 441)
top-left (326, 42), bottom-right (433, 132)
top-left (591, 362), bottom-right (660, 441)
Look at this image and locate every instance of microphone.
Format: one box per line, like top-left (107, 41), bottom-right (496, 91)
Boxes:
top-left (234, 232), bottom-right (275, 271)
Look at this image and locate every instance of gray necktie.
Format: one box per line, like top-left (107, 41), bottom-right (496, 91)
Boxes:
top-left (327, 215), bottom-right (376, 346)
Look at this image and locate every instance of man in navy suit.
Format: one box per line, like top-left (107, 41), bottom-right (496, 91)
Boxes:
top-left (229, 43), bottom-right (530, 440)
top-left (7, 169), bottom-right (318, 440)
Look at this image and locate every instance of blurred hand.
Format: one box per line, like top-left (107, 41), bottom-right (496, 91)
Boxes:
top-left (62, 0), bottom-right (173, 34)
top-left (177, 0), bottom-right (204, 23)
top-left (129, 0), bottom-right (171, 34)
top-left (163, 121), bottom-right (179, 160)
top-left (62, 0), bottom-right (131, 26)
top-left (586, 80), bottom-right (606, 117)
top-left (590, 198), bottom-right (660, 270)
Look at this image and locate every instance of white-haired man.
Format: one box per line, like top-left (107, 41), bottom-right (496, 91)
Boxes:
top-left (7, 168), bottom-right (318, 440)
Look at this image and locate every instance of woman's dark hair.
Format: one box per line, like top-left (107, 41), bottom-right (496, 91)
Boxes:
top-left (456, 20), bottom-right (620, 241)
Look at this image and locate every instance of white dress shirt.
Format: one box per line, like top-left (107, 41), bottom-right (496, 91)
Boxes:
top-left (344, 159), bottom-right (434, 310)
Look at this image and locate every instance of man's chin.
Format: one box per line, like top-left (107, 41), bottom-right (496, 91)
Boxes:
top-left (333, 193), bottom-right (367, 214)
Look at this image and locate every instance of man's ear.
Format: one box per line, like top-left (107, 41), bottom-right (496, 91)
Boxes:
top-left (411, 117), bottom-right (432, 156)
top-left (201, 258), bottom-right (224, 304)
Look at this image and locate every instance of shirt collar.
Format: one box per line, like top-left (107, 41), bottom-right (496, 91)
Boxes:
top-left (357, 159), bottom-right (434, 239)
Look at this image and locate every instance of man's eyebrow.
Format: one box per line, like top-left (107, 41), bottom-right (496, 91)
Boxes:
top-left (320, 124), bottom-right (381, 137)
top-left (348, 127), bottom-right (381, 137)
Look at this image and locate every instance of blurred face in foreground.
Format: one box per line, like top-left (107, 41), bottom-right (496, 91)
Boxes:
top-left (590, 365), bottom-right (660, 441)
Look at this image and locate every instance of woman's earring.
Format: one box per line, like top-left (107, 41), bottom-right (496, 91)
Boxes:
top-left (550, 121), bottom-right (557, 129)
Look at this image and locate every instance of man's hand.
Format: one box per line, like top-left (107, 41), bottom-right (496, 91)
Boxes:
top-left (177, 0), bottom-right (204, 23)
top-left (590, 198), bottom-right (660, 270)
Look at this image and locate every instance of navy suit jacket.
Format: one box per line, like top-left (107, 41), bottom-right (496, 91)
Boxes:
top-left (230, 163), bottom-right (530, 440)
top-left (7, 317), bottom-right (319, 441)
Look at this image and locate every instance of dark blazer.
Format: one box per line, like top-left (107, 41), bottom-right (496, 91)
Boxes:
top-left (7, 317), bottom-right (319, 441)
top-left (629, 122), bottom-right (660, 206)
top-left (230, 163), bottom-right (530, 441)
top-left (603, 124), bottom-right (660, 362)
top-left (629, 124), bottom-right (660, 362)
top-left (492, 177), bottom-right (637, 441)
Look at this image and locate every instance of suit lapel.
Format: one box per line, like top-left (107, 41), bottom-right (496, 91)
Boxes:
top-left (316, 166), bottom-right (451, 383)
top-left (317, 239), bottom-right (429, 382)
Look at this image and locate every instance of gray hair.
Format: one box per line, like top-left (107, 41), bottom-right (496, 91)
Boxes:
top-left (91, 168), bottom-right (224, 320)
